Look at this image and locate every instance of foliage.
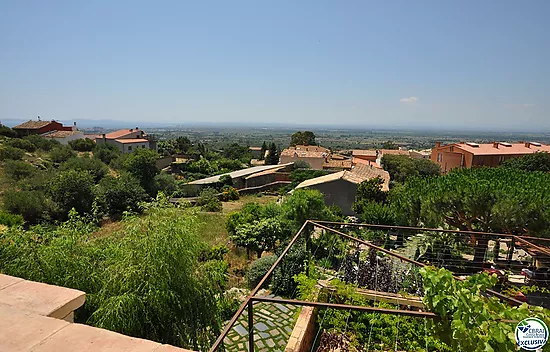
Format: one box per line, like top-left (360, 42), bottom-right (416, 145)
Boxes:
top-left (290, 131), bottom-right (316, 146)
top-left (197, 188), bottom-right (222, 212)
top-left (60, 155), bottom-right (108, 182)
top-left (381, 140), bottom-right (399, 150)
top-left (501, 152), bottom-right (550, 172)
top-left (3, 160), bottom-right (37, 181)
top-left (220, 187), bottom-right (239, 201)
top-left (6, 138), bottom-right (36, 152)
top-left (95, 174), bottom-right (148, 218)
top-left (421, 266), bottom-right (550, 351)
top-left (272, 243), bottom-right (306, 296)
top-left (93, 143), bottom-right (121, 165)
top-left (231, 218), bottom-right (285, 258)
top-left (0, 124), bottom-right (18, 138)
top-left (154, 173), bottom-right (179, 196)
top-left (0, 211), bottom-right (24, 227)
top-left (48, 169), bottom-right (95, 216)
top-left (120, 148), bottom-right (159, 194)
top-left (218, 174), bottom-right (233, 187)
top-left (69, 138), bottom-right (95, 152)
top-left (0, 146), bottom-right (25, 161)
top-left (0, 206), bottom-right (225, 350)
top-left (49, 145), bottom-right (77, 163)
top-left (281, 189), bottom-right (338, 231)
top-left (352, 176), bottom-right (388, 217)
top-left (2, 189), bottom-right (50, 224)
top-left (23, 135), bottom-right (60, 151)
top-left (265, 143), bottom-right (279, 165)
top-left (382, 154), bottom-right (440, 184)
top-left (293, 160), bottom-right (312, 169)
top-left (222, 143), bottom-right (251, 162)
top-left (259, 141), bottom-right (267, 160)
top-left (247, 255), bottom-right (277, 289)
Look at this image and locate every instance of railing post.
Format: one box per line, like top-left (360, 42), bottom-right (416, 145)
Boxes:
top-left (247, 300), bottom-right (254, 352)
top-left (305, 222), bottom-right (312, 276)
top-left (507, 237), bottom-right (515, 264)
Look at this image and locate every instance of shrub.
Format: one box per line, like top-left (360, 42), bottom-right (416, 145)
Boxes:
top-left (3, 189), bottom-right (50, 224)
top-left (6, 138), bottom-right (36, 152)
top-left (60, 156), bottom-right (108, 182)
top-left (23, 134), bottom-right (60, 151)
top-left (197, 188), bottom-right (222, 212)
top-left (93, 143), bottom-right (121, 165)
top-left (48, 169), bottom-right (95, 216)
top-left (96, 174), bottom-right (149, 217)
top-left (220, 187), bottom-right (239, 201)
top-left (218, 174), bottom-right (233, 187)
top-left (0, 211), bottom-right (24, 227)
top-left (272, 244), bottom-right (306, 296)
top-left (121, 148), bottom-right (159, 194)
top-left (154, 173), bottom-right (179, 196)
top-left (69, 138), bottom-right (95, 152)
top-left (3, 160), bottom-right (36, 181)
top-left (49, 146), bottom-right (76, 163)
top-left (0, 146), bottom-right (25, 161)
top-left (0, 125), bottom-right (17, 138)
top-left (247, 255), bottom-right (277, 289)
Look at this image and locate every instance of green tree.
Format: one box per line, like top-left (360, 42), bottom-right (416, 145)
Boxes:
top-left (259, 141), bottom-right (267, 160)
top-left (49, 145), bottom-right (77, 163)
top-left (121, 148), bottom-right (159, 194)
top-left (48, 169), bottom-right (95, 216)
top-left (23, 135), bottom-right (60, 151)
top-left (2, 190), bottom-right (50, 224)
top-left (382, 154), bottom-right (440, 183)
top-left (93, 143), bottom-right (121, 165)
top-left (6, 138), bottom-right (36, 152)
top-left (381, 141), bottom-right (399, 150)
top-left (96, 174), bottom-right (148, 217)
top-left (290, 131), bottom-right (316, 146)
top-left (197, 188), bottom-right (222, 212)
top-left (60, 155), bottom-right (108, 182)
top-left (223, 143), bottom-right (250, 161)
top-left (281, 189), bottom-right (337, 230)
top-left (0, 124), bottom-right (18, 138)
top-left (231, 218), bottom-right (285, 258)
top-left (266, 143), bottom-right (279, 165)
top-left (501, 152), bottom-right (550, 172)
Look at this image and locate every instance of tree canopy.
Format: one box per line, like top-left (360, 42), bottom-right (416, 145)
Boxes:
top-left (290, 131), bottom-right (316, 146)
top-left (382, 154), bottom-right (440, 184)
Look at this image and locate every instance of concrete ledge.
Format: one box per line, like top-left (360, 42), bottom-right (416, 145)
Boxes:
top-left (0, 274), bottom-right (86, 320)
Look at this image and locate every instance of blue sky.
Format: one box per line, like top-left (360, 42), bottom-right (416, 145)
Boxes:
top-left (0, 1), bottom-right (548, 130)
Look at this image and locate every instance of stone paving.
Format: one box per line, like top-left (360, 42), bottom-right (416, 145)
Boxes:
top-left (223, 295), bottom-right (299, 352)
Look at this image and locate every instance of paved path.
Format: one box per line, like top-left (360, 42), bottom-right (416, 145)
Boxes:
top-left (223, 296), bottom-right (299, 352)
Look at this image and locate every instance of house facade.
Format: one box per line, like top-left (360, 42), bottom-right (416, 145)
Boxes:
top-left (279, 145), bottom-right (330, 170)
top-left (431, 141), bottom-right (550, 173)
top-left (95, 128), bottom-right (155, 153)
top-left (42, 130), bottom-right (85, 145)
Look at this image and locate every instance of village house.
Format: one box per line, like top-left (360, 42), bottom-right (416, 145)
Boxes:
top-left (295, 164), bottom-right (390, 215)
top-left (13, 118), bottom-right (75, 136)
top-left (95, 128), bottom-right (156, 153)
top-left (351, 149), bottom-right (410, 168)
top-left (431, 141), bottom-right (550, 173)
top-left (279, 145), bottom-right (330, 169)
top-left (248, 146), bottom-right (263, 159)
top-left (42, 130), bottom-right (86, 145)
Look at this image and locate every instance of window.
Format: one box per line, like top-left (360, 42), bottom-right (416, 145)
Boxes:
top-left (128, 146), bottom-right (132, 151)
top-left (499, 156), bottom-right (505, 164)
top-left (461, 154), bottom-right (465, 166)
top-left (142, 145), bottom-right (145, 148)
top-left (437, 153), bottom-right (442, 162)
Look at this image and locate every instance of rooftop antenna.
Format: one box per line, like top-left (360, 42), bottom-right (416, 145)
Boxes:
top-left (38, 115), bottom-right (41, 121)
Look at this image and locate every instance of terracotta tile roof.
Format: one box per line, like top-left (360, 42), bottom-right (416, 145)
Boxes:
top-left (323, 160), bottom-right (352, 169)
top-left (296, 164), bottom-right (390, 191)
top-left (84, 134), bottom-right (103, 140)
top-left (43, 130), bottom-right (83, 138)
top-left (352, 157), bottom-right (383, 169)
top-left (380, 149), bottom-right (410, 156)
top-left (13, 120), bottom-right (54, 130)
top-left (351, 164), bottom-right (390, 191)
top-left (451, 142), bottom-right (550, 156)
top-left (105, 129), bottom-right (143, 139)
top-left (114, 138), bottom-right (149, 144)
top-left (352, 149), bottom-right (378, 157)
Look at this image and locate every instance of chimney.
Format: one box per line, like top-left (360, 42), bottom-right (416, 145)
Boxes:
top-left (435, 141), bottom-right (441, 148)
top-left (460, 141), bottom-right (465, 144)
top-left (493, 142), bottom-right (499, 148)
top-left (525, 142), bottom-right (531, 148)
top-left (102, 133), bottom-right (106, 142)
top-left (72, 122), bottom-right (77, 131)
top-left (136, 127), bottom-right (139, 130)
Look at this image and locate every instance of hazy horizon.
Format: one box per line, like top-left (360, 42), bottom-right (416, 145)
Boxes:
top-left (1, 1), bottom-right (548, 131)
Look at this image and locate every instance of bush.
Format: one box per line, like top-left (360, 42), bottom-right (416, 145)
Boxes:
top-left (272, 244), bottom-right (306, 296)
top-left (3, 189), bottom-right (50, 224)
top-left (0, 211), bottom-right (24, 227)
top-left (154, 173), bottom-right (179, 196)
top-left (247, 255), bottom-right (277, 289)
top-left (48, 169), bottom-right (95, 216)
top-left (3, 160), bottom-right (36, 181)
top-left (60, 156), bottom-right (108, 182)
top-left (0, 146), bottom-right (25, 161)
top-left (220, 187), bottom-right (239, 201)
top-left (121, 148), bottom-right (159, 194)
top-left (0, 125), bottom-right (17, 138)
top-left (218, 174), bottom-right (233, 187)
top-left (23, 135), bottom-right (60, 151)
top-left (6, 138), bottom-right (36, 152)
top-left (197, 188), bottom-right (222, 212)
top-left (69, 138), bottom-right (95, 152)
top-left (93, 143), bottom-right (121, 165)
top-left (49, 146), bottom-right (76, 163)
top-left (96, 174), bottom-right (149, 217)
